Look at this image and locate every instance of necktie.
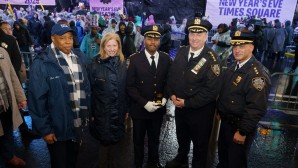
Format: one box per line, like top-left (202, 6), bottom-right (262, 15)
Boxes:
top-left (189, 53), bottom-right (194, 61)
top-left (151, 56), bottom-right (156, 73)
top-left (235, 64), bottom-right (240, 70)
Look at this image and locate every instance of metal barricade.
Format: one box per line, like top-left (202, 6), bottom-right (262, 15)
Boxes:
top-left (20, 51), bottom-right (37, 70)
top-left (268, 72), bottom-right (298, 114)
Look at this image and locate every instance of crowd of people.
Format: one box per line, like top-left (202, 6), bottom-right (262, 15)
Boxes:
top-left (0, 4), bottom-right (297, 168)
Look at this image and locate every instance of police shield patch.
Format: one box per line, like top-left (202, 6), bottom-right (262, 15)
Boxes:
top-left (211, 64), bottom-right (220, 76)
top-left (252, 77), bottom-right (265, 91)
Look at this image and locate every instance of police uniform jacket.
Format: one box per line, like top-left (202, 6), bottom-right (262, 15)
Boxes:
top-left (167, 45), bottom-right (221, 109)
top-left (126, 51), bottom-right (171, 119)
top-left (217, 56), bottom-right (271, 135)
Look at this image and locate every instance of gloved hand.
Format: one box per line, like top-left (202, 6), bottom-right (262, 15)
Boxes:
top-left (161, 98), bottom-right (167, 107)
top-left (144, 101), bottom-right (159, 112)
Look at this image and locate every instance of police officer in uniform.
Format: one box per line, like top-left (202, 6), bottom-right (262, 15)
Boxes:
top-left (216, 31), bottom-right (271, 168)
top-left (126, 25), bottom-right (171, 168)
top-left (165, 17), bottom-right (221, 168)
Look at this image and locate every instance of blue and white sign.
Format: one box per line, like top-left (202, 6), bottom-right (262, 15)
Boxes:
top-left (206, 0), bottom-right (297, 27)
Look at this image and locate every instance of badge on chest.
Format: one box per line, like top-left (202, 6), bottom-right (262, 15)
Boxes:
top-left (191, 58), bottom-right (206, 75)
top-left (233, 76), bottom-right (242, 86)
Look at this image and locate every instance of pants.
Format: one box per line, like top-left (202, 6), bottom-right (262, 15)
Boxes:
top-left (0, 108), bottom-right (14, 161)
top-left (47, 140), bottom-right (80, 168)
top-left (97, 138), bottom-right (124, 168)
top-left (132, 117), bottom-right (163, 166)
top-left (174, 106), bottom-right (215, 168)
top-left (217, 120), bottom-right (256, 168)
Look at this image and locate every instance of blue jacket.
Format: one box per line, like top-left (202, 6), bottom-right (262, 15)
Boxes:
top-left (80, 33), bottom-right (102, 64)
top-left (28, 47), bottom-right (91, 141)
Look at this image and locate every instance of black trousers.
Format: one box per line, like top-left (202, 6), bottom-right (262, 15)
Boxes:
top-left (174, 106), bottom-right (215, 168)
top-left (47, 140), bottom-right (80, 168)
top-left (132, 117), bottom-right (163, 166)
top-left (217, 120), bottom-right (256, 168)
top-left (0, 108), bottom-right (14, 161)
top-left (97, 138), bottom-right (124, 168)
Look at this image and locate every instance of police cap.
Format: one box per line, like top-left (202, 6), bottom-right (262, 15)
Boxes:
top-left (141, 25), bottom-right (163, 38)
top-left (187, 17), bottom-right (212, 33)
top-left (230, 30), bottom-right (255, 46)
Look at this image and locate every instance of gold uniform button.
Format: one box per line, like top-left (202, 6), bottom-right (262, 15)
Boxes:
top-left (154, 91), bottom-right (156, 94)
top-left (154, 84), bottom-right (156, 86)
top-left (190, 89), bottom-right (192, 91)
top-left (231, 101), bottom-right (234, 103)
top-left (141, 81), bottom-right (143, 83)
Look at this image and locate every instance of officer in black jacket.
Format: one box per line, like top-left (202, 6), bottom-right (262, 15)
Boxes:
top-left (165, 18), bottom-right (221, 168)
top-left (217, 31), bottom-right (271, 168)
top-left (127, 25), bottom-right (171, 168)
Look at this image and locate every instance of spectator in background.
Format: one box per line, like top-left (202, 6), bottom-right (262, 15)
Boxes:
top-left (289, 34), bottom-right (298, 73)
top-left (13, 21), bottom-right (33, 68)
top-left (28, 13), bottom-right (43, 48)
top-left (0, 23), bottom-right (36, 139)
top-left (284, 20), bottom-right (294, 51)
top-left (263, 21), bottom-right (275, 61)
top-left (122, 26), bottom-right (136, 58)
top-left (69, 21), bottom-right (80, 49)
top-left (159, 24), bottom-right (172, 54)
top-left (272, 19), bottom-right (287, 64)
top-left (102, 19), bottom-right (117, 37)
top-left (42, 15), bottom-right (55, 46)
top-left (0, 47), bottom-right (27, 167)
top-left (134, 24), bottom-right (144, 51)
top-left (0, 21), bottom-right (13, 35)
top-left (116, 21), bottom-right (126, 47)
top-left (211, 23), bottom-right (231, 66)
top-left (76, 21), bottom-right (85, 45)
top-left (80, 26), bottom-right (102, 65)
top-left (252, 25), bottom-right (264, 61)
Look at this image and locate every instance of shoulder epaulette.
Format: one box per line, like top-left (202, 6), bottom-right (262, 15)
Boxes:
top-left (252, 64), bottom-right (260, 75)
top-left (128, 51), bottom-right (140, 59)
top-left (159, 51), bottom-right (170, 56)
top-left (208, 51), bottom-right (217, 62)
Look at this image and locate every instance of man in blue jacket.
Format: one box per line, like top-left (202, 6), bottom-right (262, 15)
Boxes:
top-left (28, 23), bottom-right (90, 168)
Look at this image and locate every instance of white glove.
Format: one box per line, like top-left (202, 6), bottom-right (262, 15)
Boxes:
top-left (144, 101), bottom-right (159, 112)
top-left (161, 98), bottom-right (167, 107)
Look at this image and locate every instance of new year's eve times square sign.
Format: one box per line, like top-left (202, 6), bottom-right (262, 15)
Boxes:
top-left (0, 0), bottom-right (55, 5)
top-left (89, 0), bottom-right (123, 16)
top-left (206, 0), bottom-right (297, 27)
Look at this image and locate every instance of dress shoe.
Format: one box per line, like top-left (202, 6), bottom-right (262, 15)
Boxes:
top-left (165, 159), bottom-right (188, 168)
top-left (7, 155), bottom-right (26, 167)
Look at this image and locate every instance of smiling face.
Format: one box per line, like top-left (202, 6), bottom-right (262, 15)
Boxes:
top-left (188, 32), bottom-right (208, 51)
top-left (104, 39), bottom-right (119, 57)
top-left (144, 36), bottom-right (160, 55)
top-left (51, 32), bottom-right (74, 55)
top-left (232, 44), bottom-right (254, 63)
